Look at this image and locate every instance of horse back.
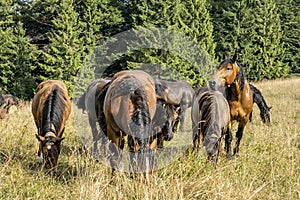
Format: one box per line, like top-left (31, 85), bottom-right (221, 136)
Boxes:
top-left (32, 80), bottom-right (71, 136)
top-left (103, 71), bottom-right (156, 134)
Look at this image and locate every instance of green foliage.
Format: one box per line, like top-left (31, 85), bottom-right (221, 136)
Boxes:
top-left (209, 0), bottom-right (289, 81)
top-left (276, 0), bottom-right (300, 74)
top-left (1, 0), bottom-right (299, 99)
top-left (37, 0), bottom-right (84, 97)
top-left (0, 0), bottom-right (37, 100)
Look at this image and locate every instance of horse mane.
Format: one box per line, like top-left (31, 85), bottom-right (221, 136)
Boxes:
top-left (96, 81), bottom-right (111, 136)
top-left (42, 85), bottom-right (67, 136)
top-left (198, 92), bottom-right (220, 141)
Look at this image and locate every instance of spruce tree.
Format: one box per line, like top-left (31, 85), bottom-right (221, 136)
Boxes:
top-left (276, 0), bottom-right (300, 74)
top-left (243, 0), bottom-right (288, 81)
top-left (38, 0), bottom-right (84, 97)
top-left (0, 0), bottom-right (37, 99)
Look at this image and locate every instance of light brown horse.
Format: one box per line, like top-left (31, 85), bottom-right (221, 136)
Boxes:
top-left (209, 55), bottom-right (253, 157)
top-left (32, 80), bottom-right (71, 172)
top-left (98, 70), bottom-right (157, 182)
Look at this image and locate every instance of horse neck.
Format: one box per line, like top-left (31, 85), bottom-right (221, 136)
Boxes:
top-left (227, 78), bottom-right (244, 101)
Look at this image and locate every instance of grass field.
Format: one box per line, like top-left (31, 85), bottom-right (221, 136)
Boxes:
top-left (0, 78), bottom-right (299, 199)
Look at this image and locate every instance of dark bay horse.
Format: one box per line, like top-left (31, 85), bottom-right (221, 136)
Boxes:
top-left (32, 80), bottom-right (71, 172)
top-left (99, 70), bottom-right (157, 182)
top-left (154, 79), bottom-right (194, 132)
top-left (249, 84), bottom-right (271, 125)
top-left (76, 78), bottom-right (111, 155)
top-left (151, 100), bottom-right (179, 149)
top-left (209, 55), bottom-right (253, 157)
top-left (191, 88), bottom-right (230, 164)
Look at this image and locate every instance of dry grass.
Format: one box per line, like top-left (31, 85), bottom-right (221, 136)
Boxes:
top-left (0, 78), bottom-right (300, 199)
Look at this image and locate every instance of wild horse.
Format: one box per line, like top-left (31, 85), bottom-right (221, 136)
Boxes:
top-left (151, 100), bottom-right (179, 149)
top-left (209, 55), bottom-right (253, 157)
top-left (98, 70), bottom-right (157, 182)
top-left (154, 78), bottom-right (194, 132)
top-left (32, 80), bottom-right (71, 172)
top-left (249, 83), bottom-right (272, 125)
top-left (77, 78), bottom-right (111, 156)
top-left (191, 87), bottom-right (230, 164)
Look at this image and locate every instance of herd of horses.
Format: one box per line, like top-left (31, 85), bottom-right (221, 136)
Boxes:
top-left (30, 55), bottom-right (272, 183)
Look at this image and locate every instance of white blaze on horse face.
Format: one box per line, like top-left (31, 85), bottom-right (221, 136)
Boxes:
top-left (47, 145), bottom-right (52, 150)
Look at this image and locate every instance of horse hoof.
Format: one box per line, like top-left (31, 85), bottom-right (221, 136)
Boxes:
top-left (226, 154), bottom-right (232, 159)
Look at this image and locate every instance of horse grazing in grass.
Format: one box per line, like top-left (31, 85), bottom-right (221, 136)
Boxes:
top-left (209, 55), bottom-right (253, 157)
top-left (154, 79), bottom-right (194, 132)
top-left (249, 84), bottom-right (271, 125)
top-left (151, 100), bottom-right (179, 149)
top-left (191, 87), bottom-right (230, 164)
top-left (98, 70), bottom-right (157, 182)
top-left (77, 78), bottom-right (111, 155)
top-left (32, 80), bottom-right (71, 172)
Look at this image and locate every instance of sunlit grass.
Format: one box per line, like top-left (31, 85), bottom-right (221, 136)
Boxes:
top-left (0, 78), bottom-right (299, 199)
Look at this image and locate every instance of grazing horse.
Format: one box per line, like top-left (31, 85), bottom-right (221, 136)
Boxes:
top-left (98, 70), bottom-right (157, 182)
top-left (154, 79), bottom-right (194, 132)
top-left (32, 80), bottom-right (71, 172)
top-left (151, 100), bottom-right (179, 149)
top-left (76, 78), bottom-right (111, 155)
top-left (2, 94), bottom-right (19, 113)
top-left (191, 88), bottom-right (230, 164)
top-left (209, 55), bottom-right (253, 157)
top-left (249, 84), bottom-right (271, 125)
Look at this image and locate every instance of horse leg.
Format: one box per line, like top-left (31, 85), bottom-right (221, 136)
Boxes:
top-left (89, 116), bottom-right (99, 156)
top-left (107, 126), bottom-right (122, 180)
top-left (233, 124), bottom-right (245, 156)
top-left (224, 128), bottom-right (233, 158)
top-left (178, 105), bottom-right (187, 132)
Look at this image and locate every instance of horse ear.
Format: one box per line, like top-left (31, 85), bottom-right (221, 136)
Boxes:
top-left (268, 106), bottom-right (272, 110)
top-left (223, 54), bottom-right (227, 60)
top-left (55, 137), bottom-right (65, 144)
top-left (36, 134), bottom-right (45, 142)
top-left (233, 54), bottom-right (238, 62)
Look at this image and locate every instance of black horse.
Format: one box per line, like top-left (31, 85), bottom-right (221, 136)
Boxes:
top-left (249, 84), bottom-right (272, 125)
top-left (154, 78), bottom-right (194, 132)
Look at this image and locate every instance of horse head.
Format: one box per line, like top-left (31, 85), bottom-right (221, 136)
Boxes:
top-left (209, 54), bottom-right (240, 90)
top-left (36, 133), bottom-right (64, 171)
top-left (162, 104), bottom-right (179, 141)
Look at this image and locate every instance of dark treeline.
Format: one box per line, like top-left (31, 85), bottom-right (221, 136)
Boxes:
top-left (0, 0), bottom-right (299, 100)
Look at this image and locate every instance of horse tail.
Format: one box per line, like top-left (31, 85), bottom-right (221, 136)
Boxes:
top-left (249, 84), bottom-right (271, 124)
top-left (42, 85), bottom-right (65, 136)
top-left (129, 83), bottom-right (151, 152)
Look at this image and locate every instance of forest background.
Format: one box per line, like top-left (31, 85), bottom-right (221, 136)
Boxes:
top-left (0, 0), bottom-right (299, 99)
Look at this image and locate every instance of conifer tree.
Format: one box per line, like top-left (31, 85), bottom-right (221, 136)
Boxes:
top-left (0, 0), bottom-right (37, 99)
top-left (276, 0), bottom-right (300, 74)
top-left (38, 0), bottom-right (84, 97)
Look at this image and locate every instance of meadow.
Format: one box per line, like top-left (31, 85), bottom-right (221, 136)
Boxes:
top-left (0, 78), bottom-right (299, 200)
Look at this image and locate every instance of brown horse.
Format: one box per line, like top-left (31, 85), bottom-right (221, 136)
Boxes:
top-left (98, 70), bottom-right (157, 182)
top-left (32, 80), bottom-right (71, 172)
top-left (209, 55), bottom-right (253, 157)
top-left (191, 87), bottom-right (231, 164)
top-left (77, 78), bottom-right (111, 155)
